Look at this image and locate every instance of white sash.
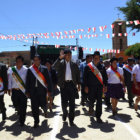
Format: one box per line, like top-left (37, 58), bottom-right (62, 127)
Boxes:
top-left (90, 62), bottom-right (103, 81)
top-left (30, 66), bottom-right (47, 88)
top-left (12, 70), bottom-right (25, 94)
top-left (123, 65), bottom-right (132, 74)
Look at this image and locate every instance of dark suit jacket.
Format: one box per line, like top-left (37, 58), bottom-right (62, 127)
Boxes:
top-left (26, 65), bottom-right (52, 95)
top-left (0, 63), bottom-right (8, 91)
top-left (83, 62), bottom-right (108, 87)
top-left (53, 58), bottom-right (80, 88)
top-left (123, 68), bottom-right (132, 85)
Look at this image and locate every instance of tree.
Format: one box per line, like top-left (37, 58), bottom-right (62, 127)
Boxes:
top-left (118, 0), bottom-right (140, 32)
top-left (125, 43), bottom-right (140, 58)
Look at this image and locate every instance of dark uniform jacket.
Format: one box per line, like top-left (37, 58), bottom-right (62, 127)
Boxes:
top-left (26, 65), bottom-right (52, 94)
top-left (123, 67), bottom-right (132, 86)
top-left (0, 63), bottom-right (8, 91)
top-left (83, 62), bottom-right (108, 87)
top-left (53, 58), bottom-right (80, 88)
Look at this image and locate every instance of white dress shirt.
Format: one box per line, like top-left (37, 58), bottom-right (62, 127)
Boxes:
top-left (65, 61), bottom-right (72, 81)
top-left (107, 67), bottom-right (123, 84)
top-left (8, 66), bottom-right (28, 90)
top-left (132, 64), bottom-right (140, 82)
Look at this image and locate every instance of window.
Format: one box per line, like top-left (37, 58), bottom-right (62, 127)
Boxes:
top-left (120, 39), bottom-right (123, 50)
top-left (119, 25), bottom-right (122, 33)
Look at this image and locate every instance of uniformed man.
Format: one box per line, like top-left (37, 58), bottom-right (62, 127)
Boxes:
top-left (0, 63), bottom-right (8, 121)
top-left (26, 55), bottom-right (52, 128)
top-left (123, 58), bottom-right (134, 107)
top-left (8, 56), bottom-right (28, 126)
top-left (83, 51), bottom-right (108, 123)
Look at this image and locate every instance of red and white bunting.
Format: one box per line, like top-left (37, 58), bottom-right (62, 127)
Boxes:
top-left (117, 49), bottom-right (120, 53)
top-left (113, 49), bottom-right (116, 53)
top-left (134, 20), bottom-right (140, 25)
top-left (112, 33), bottom-right (115, 37)
top-left (129, 21), bottom-right (133, 24)
top-left (124, 33), bottom-right (128, 36)
top-left (92, 27), bottom-right (96, 33)
top-left (106, 34), bottom-right (110, 39)
top-left (75, 47), bottom-right (78, 51)
top-left (118, 23), bottom-right (122, 26)
top-left (99, 26), bottom-right (104, 32)
top-left (89, 48), bottom-right (93, 52)
top-left (102, 49), bottom-right (106, 53)
top-left (87, 28), bottom-right (91, 33)
top-left (118, 33), bottom-right (122, 37)
top-left (107, 49), bottom-right (110, 53)
top-left (79, 35), bottom-right (83, 39)
top-left (111, 24), bottom-right (114, 29)
top-left (64, 31), bottom-right (68, 35)
top-left (55, 45), bottom-right (60, 48)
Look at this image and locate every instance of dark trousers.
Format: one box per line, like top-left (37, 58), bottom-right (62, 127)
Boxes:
top-left (88, 86), bottom-right (103, 118)
top-left (81, 83), bottom-right (88, 102)
top-left (60, 82), bottom-right (76, 123)
top-left (30, 88), bottom-right (47, 124)
top-left (126, 82), bottom-right (134, 104)
top-left (0, 95), bottom-right (6, 113)
top-left (12, 89), bottom-right (27, 124)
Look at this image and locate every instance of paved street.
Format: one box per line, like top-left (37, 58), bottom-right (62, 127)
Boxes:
top-left (0, 93), bottom-right (140, 140)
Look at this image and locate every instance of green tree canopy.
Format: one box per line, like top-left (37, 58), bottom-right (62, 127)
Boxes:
top-left (118, 0), bottom-right (140, 32)
top-left (125, 43), bottom-right (140, 58)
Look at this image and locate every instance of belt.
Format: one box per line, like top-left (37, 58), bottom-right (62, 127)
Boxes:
top-left (12, 88), bottom-right (20, 90)
top-left (65, 80), bottom-right (73, 83)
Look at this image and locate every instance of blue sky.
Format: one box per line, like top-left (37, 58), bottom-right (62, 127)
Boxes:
top-left (0, 0), bottom-right (140, 54)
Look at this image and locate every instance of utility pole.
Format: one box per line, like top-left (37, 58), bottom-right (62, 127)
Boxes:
top-left (76, 38), bottom-right (80, 61)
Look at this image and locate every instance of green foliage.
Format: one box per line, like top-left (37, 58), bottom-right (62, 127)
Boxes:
top-left (125, 43), bottom-right (140, 58)
top-left (118, 0), bottom-right (140, 31)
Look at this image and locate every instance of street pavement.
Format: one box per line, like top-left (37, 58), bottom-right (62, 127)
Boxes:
top-left (0, 93), bottom-right (140, 140)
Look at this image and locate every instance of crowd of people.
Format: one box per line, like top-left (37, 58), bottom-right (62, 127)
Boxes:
top-left (0, 49), bottom-right (140, 128)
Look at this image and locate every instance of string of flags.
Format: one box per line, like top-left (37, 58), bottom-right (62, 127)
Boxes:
top-left (55, 45), bottom-right (120, 54)
top-left (0, 32), bottom-right (137, 41)
top-left (0, 19), bottom-right (139, 41)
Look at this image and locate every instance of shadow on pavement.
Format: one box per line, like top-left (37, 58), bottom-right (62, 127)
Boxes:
top-left (0, 121), bottom-right (6, 131)
top-left (108, 113), bottom-right (132, 123)
top-left (56, 122), bottom-right (86, 140)
top-left (4, 120), bottom-right (52, 137)
top-left (136, 112), bottom-right (140, 118)
top-left (88, 117), bottom-right (115, 133)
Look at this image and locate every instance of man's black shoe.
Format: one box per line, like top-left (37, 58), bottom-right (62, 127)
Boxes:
top-left (96, 118), bottom-right (103, 124)
top-left (69, 121), bottom-right (76, 127)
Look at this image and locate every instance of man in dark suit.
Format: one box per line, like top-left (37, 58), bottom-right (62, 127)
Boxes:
top-left (123, 58), bottom-right (134, 107)
top-left (0, 63), bottom-right (8, 121)
top-left (53, 49), bottom-right (80, 126)
top-left (26, 55), bottom-right (52, 128)
top-left (83, 51), bottom-right (108, 123)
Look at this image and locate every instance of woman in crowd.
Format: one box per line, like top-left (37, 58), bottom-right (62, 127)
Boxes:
top-left (106, 57), bottom-right (125, 116)
top-left (45, 59), bottom-right (58, 112)
top-left (132, 57), bottom-right (140, 111)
